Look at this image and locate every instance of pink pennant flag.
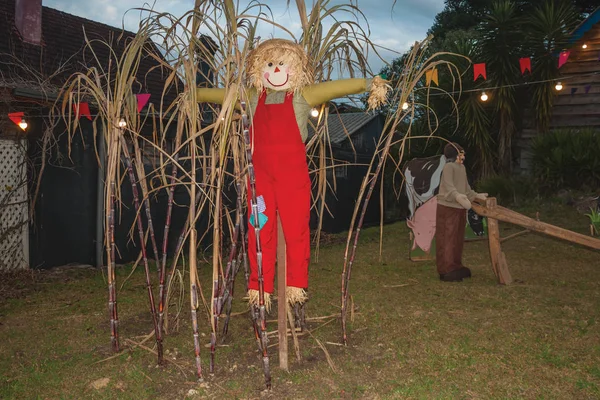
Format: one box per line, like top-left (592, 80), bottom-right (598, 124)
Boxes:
top-left (136, 94), bottom-right (151, 113)
top-left (558, 51), bottom-right (570, 68)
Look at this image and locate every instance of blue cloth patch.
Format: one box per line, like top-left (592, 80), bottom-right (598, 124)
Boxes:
top-left (250, 213), bottom-right (268, 229)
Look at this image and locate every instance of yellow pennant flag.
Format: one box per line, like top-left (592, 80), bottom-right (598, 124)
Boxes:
top-left (426, 68), bottom-right (439, 86)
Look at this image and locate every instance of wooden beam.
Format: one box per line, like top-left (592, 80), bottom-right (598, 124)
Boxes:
top-left (276, 213), bottom-right (288, 371)
top-left (561, 61), bottom-right (600, 74)
top-left (472, 200), bottom-right (600, 250)
top-left (550, 115), bottom-right (600, 127)
top-left (554, 94), bottom-right (600, 106)
top-left (552, 104), bottom-right (600, 116)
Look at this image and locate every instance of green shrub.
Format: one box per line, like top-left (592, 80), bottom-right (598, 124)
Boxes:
top-left (531, 129), bottom-right (600, 190)
top-left (476, 175), bottom-right (539, 205)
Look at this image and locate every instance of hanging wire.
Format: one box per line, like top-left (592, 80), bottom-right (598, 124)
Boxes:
top-left (6, 70), bottom-right (599, 119)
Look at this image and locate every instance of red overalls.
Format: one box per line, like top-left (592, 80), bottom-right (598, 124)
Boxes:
top-left (247, 90), bottom-right (311, 293)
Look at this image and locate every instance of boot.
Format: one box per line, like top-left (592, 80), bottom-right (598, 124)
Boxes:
top-left (458, 266), bottom-right (472, 279)
top-left (439, 269), bottom-right (464, 282)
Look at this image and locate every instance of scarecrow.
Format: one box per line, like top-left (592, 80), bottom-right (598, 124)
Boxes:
top-left (196, 38), bottom-right (388, 310)
top-left (436, 142), bottom-right (488, 282)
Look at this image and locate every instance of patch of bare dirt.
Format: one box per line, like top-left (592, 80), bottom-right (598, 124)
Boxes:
top-left (0, 264), bottom-right (96, 301)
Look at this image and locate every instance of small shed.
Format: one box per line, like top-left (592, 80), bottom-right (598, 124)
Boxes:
top-left (0, 0), bottom-right (180, 270)
top-left (309, 111), bottom-right (407, 232)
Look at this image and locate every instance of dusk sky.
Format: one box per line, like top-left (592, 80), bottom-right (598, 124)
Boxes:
top-left (43, 0), bottom-right (445, 73)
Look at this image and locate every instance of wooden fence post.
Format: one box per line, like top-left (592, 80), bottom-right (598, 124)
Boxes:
top-left (277, 213), bottom-right (288, 371)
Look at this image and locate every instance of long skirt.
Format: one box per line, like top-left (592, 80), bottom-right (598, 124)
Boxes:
top-left (435, 204), bottom-right (466, 275)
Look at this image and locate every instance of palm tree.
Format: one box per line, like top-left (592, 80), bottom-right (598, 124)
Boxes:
top-left (526, 0), bottom-right (579, 133)
top-left (478, 0), bottom-right (523, 173)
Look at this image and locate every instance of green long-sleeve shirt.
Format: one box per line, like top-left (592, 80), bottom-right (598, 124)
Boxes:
top-left (196, 78), bottom-right (372, 142)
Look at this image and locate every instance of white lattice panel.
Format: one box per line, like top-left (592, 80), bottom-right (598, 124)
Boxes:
top-left (0, 139), bottom-right (29, 270)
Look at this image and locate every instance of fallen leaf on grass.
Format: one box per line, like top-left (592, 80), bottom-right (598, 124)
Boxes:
top-left (90, 377), bottom-right (110, 390)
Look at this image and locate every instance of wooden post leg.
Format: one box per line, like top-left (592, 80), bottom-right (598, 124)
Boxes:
top-left (497, 251), bottom-right (512, 285)
top-left (486, 198), bottom-right (501, 280)
top-left (485, 198), bottom-right (512, 285)
top-left (277, 213), bottom-right (288, 371)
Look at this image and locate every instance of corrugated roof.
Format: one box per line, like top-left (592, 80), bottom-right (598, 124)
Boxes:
top-left (309, 112), bottom-right (379, 145)
top-left (569, 7), bottom-right (600, 44)
top-left (0, 0), bottom-right (176, 104)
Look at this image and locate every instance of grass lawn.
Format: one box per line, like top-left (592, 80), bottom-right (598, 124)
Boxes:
top-left (1, 202), bottom-right (599, 399)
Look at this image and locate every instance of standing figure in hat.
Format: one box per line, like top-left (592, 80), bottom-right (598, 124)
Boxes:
top-left (436, 142), bottom-right (487, 282)
top-left (196, 38), bottom-right (389, 309)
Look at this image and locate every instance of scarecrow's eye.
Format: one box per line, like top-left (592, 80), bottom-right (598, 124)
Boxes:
top-left (278, 61), bottom-right (284, 66)
top-left (267, 62), bottom-right (273, 67)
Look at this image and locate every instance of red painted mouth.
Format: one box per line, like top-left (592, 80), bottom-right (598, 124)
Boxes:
top-left (266, 75), bottom-right (289, 87)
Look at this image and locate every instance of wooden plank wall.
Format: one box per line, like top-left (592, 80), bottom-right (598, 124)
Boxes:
top-left (516, 23), bottom-right (600, 173)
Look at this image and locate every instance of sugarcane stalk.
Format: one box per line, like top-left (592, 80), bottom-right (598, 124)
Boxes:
top-left (241, 102), bottom-right (271, 389)
top-left (132, 141), bottom-right (163, 276)
top-left (157, 152), bottom-right (179, 351)
top-left (105, 124), bottom-right (121, 354)
top-left (218, 182), bottom-right (244, 314)
top-left (340, 132), bottom-right (398, 345)
top-left (189, 227), bottom-right (202, 379)
top-left (222, 249), bottom-right (244, 337)
top-left (209, 166), bottom-right (223, 374)
top-left (120, 137), bottom-right (162, 363)
top-left (222, 179), bottom-right (248, 337)
top-left (107, 177), bottom-right (119, 353)
top-left (188, 97), bottom-right (203, 379)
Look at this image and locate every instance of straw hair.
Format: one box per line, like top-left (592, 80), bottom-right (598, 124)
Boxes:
top-left (246, 38), bottom-right (313, 93)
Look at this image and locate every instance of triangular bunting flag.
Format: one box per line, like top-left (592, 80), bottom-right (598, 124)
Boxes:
top-left (519, 57), bottom-right (531, 75)
top-left (474, 63), bottom-right (487, 81)
top-left (8, 112), bottom-right (24, 127)
top-left (425, 68), bottom-right (439, 86)
top-left (73, 102), bottom-right (92, 120)
top-left (558, 51), bottom-right (570, 68)
top-left (585, 85), bottom-right (592, 94)
top-left (136, 93), bottom-right (151, 113)
top-left (570, 87), bottom-right (578, 96)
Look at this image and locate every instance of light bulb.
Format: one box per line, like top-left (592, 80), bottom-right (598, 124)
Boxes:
top-left (402, 102), bottom-right (409, 110)
top-left (480, 92), bottom-right (488, 102)
top-left (555, 82), bottom-right (563, 91)
top-left (118, 118), bottom-right (127, 128)
top-left (582, 43), bottom-right (588, 49)
top-left (18, 119), bottom-right (28, 130)
top-left (310, 108), bottom-right (319, 118)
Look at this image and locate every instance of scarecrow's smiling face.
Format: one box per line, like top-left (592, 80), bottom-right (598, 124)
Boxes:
top-left (261, 59), bottom-right (292, 91)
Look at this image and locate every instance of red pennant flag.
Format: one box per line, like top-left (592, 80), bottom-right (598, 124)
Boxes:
top-left (8, 112), bottom-right (24, 127)
top-left (136, 93), bottom-right (151, 113)
top-left (73, 102), bottom-right (92, 120)
top-left (474, 63), bottom-right (487, 81)
top-left (519, 57), bottom-right (531, 75)
top-left (558, 51), bottom-right (570, 68)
